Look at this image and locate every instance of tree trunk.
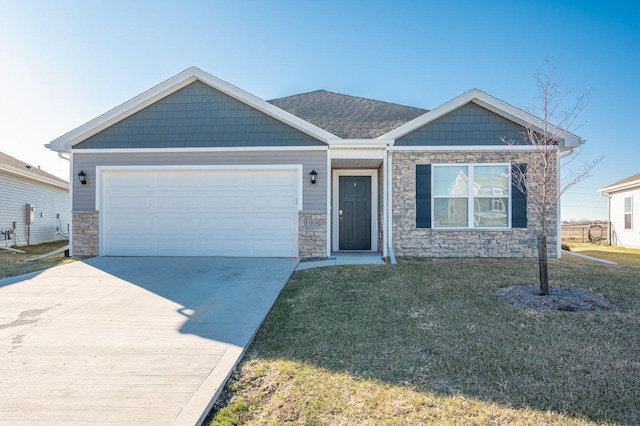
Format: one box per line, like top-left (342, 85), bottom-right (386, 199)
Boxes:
top-left (538, 234), bottom-right (549, 295)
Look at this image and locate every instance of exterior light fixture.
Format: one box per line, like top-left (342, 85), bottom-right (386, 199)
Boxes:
top-left (309, 169), bottom-right (318, 184)
top-left (78, 170), bottom-right (87, 185)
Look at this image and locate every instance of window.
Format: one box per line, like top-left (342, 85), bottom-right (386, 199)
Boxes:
top-left (624, 196), bottom-right (632, 230)
top-left (432, 164), bottom-right (510, 228)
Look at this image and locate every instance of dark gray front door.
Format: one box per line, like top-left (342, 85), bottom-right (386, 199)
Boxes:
top-left (339, 176), bottom-right (371, 250)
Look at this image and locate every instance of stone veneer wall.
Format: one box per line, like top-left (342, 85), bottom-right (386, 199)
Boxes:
top-left (298, 212), bottom-right (328, 258)
top-left (392, 151), bottom-right (557, 258)
top-left (72, 211), bottom-right (99, 257)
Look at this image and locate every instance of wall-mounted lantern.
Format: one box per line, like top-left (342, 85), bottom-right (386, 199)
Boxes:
top-left (78, 170), bottom-right (87, 185)
top-left (309, 169), bottom-right (318, 184)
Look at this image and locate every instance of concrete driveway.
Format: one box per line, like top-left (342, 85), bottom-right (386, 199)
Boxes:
top-left (0, 257), bottom-right (296, 425)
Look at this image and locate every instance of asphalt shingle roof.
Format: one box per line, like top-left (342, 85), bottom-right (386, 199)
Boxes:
top-left (0, 151), bottom-right (68, 185)
top-left (268, 90), bottom-right (428, 139)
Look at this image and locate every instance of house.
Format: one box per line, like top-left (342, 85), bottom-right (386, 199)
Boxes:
top-left (45, 67), bottom-right (583, 259)
top-left (599, 173), bottom-right (640, 248)
top-left (0, 151), bottom-right (70, 247)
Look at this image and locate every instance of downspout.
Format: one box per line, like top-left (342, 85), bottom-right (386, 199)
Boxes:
top-left (556, 148), bottom-right (562, 258)
top-left (326, 147), bottom-right (332, 258)
top-left (59, 151), bottom-right (73, 256)
top-left (382, 148), bottom-right (388, 259)
top-left (604, 192), bottom-right (612, 245)
top-left (386, 145), bottom-right (397, 264)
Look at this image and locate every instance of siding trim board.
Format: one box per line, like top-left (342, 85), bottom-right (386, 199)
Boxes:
top-left (72, 146), bottom-right (328, 154)
top-left (392, 145), bottom-right (544, 152)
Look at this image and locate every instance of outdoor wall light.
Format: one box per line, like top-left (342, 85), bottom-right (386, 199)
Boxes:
top-left (78, 170), bottom-right (87, 185)
top-left (309, 169), bottom-right (317, 184)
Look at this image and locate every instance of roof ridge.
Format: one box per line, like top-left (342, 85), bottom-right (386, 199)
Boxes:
top-left (269, 89), bottom-right (429, 112)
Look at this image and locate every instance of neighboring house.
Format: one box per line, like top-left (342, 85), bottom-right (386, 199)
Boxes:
top-left (598, 173), bottom-right (640, 248)
top-left (0, 152), bottom-right (70, 247)
top-left (45, 67), bottom-right (583, 259)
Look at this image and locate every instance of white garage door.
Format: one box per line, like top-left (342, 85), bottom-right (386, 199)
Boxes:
top-left (100, 168), bottom-right (299, 257)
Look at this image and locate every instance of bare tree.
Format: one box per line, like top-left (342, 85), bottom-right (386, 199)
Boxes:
top-left (503, 60), bottom-right (601, 295)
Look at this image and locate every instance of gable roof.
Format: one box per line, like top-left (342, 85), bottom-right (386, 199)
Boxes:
top-left (46, 67), bottom-right (338, 152)
top-left (268, 90), bottom-right (428, 139)
top-left (0, 151), bottom-right (68, 189)
top-left (379, 88), bottom-right (584, 149)
top-left (598, 172), bottom-right (640, 195)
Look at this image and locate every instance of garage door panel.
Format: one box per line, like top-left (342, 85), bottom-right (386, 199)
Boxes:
top-left (108, 173), bottom-right (155, 188)
top-left (156, 173), bottom-right (200, 187)
top-left (156, 195), bottom-right (200, 210)
top-left (101, 169), bottom-right (299, 257)
top-left (106, 236), bottom-right (151, 253)
top-left (108, 195), bottom-right (151, 210)
top-left (156, 213), bottom-right (199, 229)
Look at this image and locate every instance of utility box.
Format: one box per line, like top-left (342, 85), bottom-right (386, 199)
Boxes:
top-left (26, 204), bottom-right (35, 224)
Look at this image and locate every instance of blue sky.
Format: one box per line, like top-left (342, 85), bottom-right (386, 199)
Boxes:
top-left (1, 0), bottom-right (638, 221)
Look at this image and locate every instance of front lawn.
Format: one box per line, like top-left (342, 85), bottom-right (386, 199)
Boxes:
top-left (0, 240), bottom-right (74, 279)
top-left (211, 248), bottom-right (639, 425)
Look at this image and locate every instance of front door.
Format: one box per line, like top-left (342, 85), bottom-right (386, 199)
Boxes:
top-left (339, 176), bottom-right (371, 250)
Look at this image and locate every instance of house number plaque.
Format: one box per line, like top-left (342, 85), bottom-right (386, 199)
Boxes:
top-left (304, 218), bottom-right (322, 229)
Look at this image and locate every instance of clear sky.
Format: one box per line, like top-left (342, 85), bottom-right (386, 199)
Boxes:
top-left (1, 0), bottom-right (638, 221)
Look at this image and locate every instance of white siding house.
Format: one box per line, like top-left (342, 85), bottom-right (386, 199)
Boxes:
top-left (0, 152), bottom-right (70, 247)
top-left (599, 173), bottom-right (640, 249)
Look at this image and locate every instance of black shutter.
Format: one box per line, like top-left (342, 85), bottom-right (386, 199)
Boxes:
top-left (511, 164), bottom-right (527, 228)
top-left (416, 165), bottom-right (432, 228)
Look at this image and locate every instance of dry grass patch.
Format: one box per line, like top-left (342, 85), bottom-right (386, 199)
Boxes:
top-left (0, 241), bottom-right (75, 279)
top-left (211, 253), bottom-right (639, 425)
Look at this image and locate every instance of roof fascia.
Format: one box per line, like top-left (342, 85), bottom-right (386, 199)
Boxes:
top-left (379, 89), bottom-right (583, 150)
top-left (46, 67), bottom-right (336, 152)
top-left (328, 139), bottom-right (391, 149)
top-left (598, 180), bottom-right (640, 196)
top-left (0, 165), bottom-right (68, 190)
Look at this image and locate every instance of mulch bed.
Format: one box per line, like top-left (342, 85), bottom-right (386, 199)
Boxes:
top-left (496, 285), bottom-right (623, 312)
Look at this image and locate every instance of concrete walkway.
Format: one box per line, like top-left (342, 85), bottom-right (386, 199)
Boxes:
top-left (0, 257), bottom-right (295, 425)
top-left (295, 252), bottom-right (386, 270)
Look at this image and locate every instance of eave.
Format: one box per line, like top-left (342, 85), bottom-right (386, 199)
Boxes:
top-left (0, 164), bottom-right (69, 190)
top-left (598, 179), bottom-right (640, 196)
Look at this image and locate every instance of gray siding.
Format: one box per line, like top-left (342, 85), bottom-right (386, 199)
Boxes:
top-left (72, 150), bottom-right (327, 212)
top-left (75, 81), bottom-right (326, 149)
top-left (396, 102), bottom-right (528, 146)
top-left (0, 172), bottom-right (70, 246)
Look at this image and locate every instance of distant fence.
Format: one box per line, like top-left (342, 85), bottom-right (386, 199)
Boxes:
top-left (561, 223), bottom-right (609, 244)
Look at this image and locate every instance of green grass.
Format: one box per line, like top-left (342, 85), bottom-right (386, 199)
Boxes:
top-left (568, 243), bottom-right (640, 266)
top-left (211, 248), bottom-right (639, 425)
top-left (0, 240), bottom-right (75, 279)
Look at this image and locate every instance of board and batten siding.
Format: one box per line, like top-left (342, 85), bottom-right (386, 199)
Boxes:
top-left (72, 150), bottom-right (327, 213)
top-left (609, 188), bottom-right (640, 248)
top-left (0, 172), bottom-right (70, 246)
top-left (396, 103), bottom-right (528, 146)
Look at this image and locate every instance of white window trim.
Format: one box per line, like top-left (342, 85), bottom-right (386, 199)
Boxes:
top-left (624, 196), bottom-right (632, 230)
top-left (432, 163), bottom-right (511, 230)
